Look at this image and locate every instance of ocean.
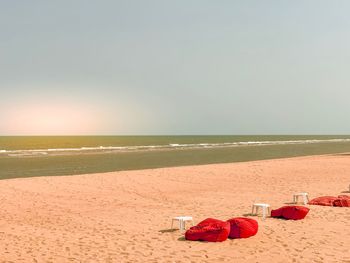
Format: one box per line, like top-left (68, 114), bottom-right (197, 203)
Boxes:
top-left (1, 135), bottom-right (350, 179)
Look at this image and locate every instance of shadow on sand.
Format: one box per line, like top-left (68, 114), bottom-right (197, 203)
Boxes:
top-left (242, 213), bottom-right (255, 217)
top-left (284, 202), bottom-right (298, 205)
top-left (177, 236), bottom-right (186, 241)
top-left (159, 229), bottom-right (177, 233)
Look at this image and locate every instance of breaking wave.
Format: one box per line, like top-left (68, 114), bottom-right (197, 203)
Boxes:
top-left (1, 138), bottom-right (350, 157)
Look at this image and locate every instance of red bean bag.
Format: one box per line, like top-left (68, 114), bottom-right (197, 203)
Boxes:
top-left (308, 196), bottom-right (338, 206)
top-left (333, 195), bottom-right (350, 207)
top-left (226, 217), bottom-right (258, 239)
top-left (185, 218), bottom-right (230, 242)
top-left (308, 195), bottom-right (350, 207)
top-left (271, 206), bottom-right (309, 220)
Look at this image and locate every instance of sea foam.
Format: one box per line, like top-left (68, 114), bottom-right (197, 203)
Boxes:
top-left (1, 138), bottom-right (350, 157)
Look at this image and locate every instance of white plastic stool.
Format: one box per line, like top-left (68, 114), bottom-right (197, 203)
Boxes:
top-left (171, 216), bottom-right (194, 232)
top-left (251, 203), bottom-right (270, 220)
top-left (293, 192), bottom-right (309, 205)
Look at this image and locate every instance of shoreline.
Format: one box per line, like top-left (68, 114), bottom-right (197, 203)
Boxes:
top-left (0, 154), bottom-right (349, 262)
top-left (1, 152), bottom-right (349, 181)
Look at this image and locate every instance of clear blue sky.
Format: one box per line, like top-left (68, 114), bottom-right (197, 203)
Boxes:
top-left (1, 1), bottom-right (350, 135)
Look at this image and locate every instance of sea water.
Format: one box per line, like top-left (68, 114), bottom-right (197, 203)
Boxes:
top-left (1, 135), bottom-right (350, 179)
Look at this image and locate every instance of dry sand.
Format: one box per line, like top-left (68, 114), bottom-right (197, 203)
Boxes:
top-left (0, 154), bottom-right (349, 263)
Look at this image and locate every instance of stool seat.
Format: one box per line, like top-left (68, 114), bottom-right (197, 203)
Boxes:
top-left (251, 203), bottom-right (270, 220)
top-left (293, 192), bottom-right (309, 205)
top-left (253, 203), bottom-right (270, 207)
top-left (173, 216), bottom-right (193, 221)
top-left (171, 216), bottom-right (194, 232)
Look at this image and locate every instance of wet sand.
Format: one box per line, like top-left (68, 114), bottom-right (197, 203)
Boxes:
top-left (0, 154), bottom-right (349, 262)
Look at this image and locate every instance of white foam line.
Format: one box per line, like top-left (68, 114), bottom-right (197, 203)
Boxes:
top-left (1, 138), bottom-right (350, 156)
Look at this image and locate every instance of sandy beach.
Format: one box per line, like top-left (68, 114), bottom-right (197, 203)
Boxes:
top-left (0, 154), bottom-right (349, 263)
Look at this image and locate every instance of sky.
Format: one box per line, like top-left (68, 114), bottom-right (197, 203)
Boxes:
top-left (1, 1), bottom-right (350, 135)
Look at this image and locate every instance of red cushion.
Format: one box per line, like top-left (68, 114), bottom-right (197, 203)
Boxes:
top-left (271, 206), bottom-right (309, 220)
top-left (308, 195), bottom-right (350, 207)
top-left (226, 217), bottom-right (258, 239)
top-left (185, 218), bottom-right (230, 242)
top-left (308, 196), bottom-right (338, 206)
top-left (333, 195), bottom-right (350, 207)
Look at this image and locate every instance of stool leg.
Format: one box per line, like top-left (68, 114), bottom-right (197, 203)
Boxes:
top-left (190, 220), bottom-right (194, 227)
top-left (293, 195), bottom-right (296, 204)
top-left (262, 207), bottom-right (266, 220)
top-left (306, 195), bottom-right (309, 203)
top-left (251, 205), bottom-right (255, 215)
top-left (179, 219), bottom-right (184, 232)
top-left (303, 196), bottom-right (307, 205)
top-left (171, 219), bottom-right (174, 229)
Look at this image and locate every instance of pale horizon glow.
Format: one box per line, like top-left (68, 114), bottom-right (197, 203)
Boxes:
top-left (1, 1), bottom-right (350, 135)
top-left (2, 100), bottom-right (101, 135)
top-left (0, 91), bottom-right (154, 135)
